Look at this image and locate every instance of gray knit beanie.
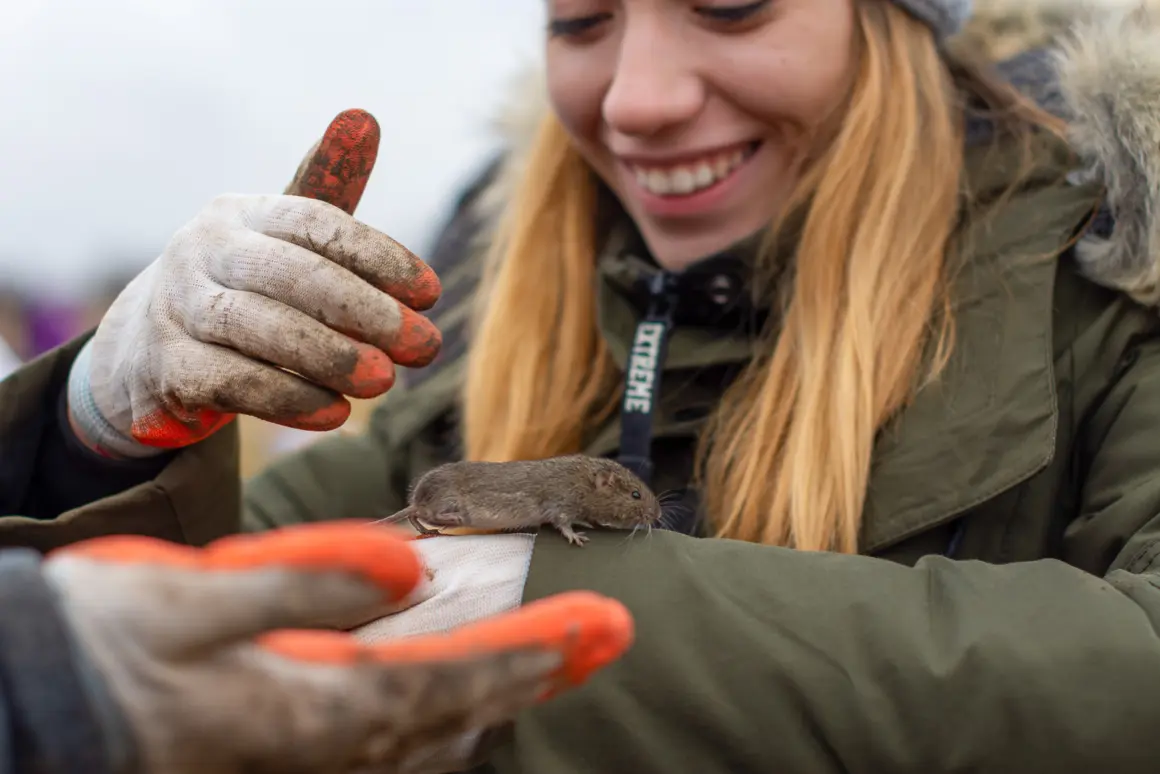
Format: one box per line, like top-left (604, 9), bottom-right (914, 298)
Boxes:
top-left (892, 0), bottom-right (974, 39)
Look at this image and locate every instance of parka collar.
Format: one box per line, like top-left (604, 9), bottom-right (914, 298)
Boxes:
top-left (862, 144), bottom-right (1099, 551)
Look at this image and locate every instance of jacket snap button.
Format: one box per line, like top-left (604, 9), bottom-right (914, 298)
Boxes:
top-left (709, 275), bottom-right (734, 305)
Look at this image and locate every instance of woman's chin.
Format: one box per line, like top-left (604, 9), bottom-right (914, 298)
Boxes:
top-left (636, 221), bottom-right (771, 272)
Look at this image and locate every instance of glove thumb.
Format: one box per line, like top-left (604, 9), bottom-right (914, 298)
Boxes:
top-left (284, 108), bottom-right (380, 216)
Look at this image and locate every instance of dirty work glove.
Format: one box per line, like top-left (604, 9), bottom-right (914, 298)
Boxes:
top-left (41, 522), bottom-right (631, 774)
top-left (67, 108), bottom-right (443, 458)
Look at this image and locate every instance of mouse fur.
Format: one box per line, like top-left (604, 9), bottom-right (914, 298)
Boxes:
top-left (380, 455), bottom-right (663, 546)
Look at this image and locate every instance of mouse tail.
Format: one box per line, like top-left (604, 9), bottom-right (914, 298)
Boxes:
top-left (374, 505), bottom-right (447, 538)
top-left (374, 505), bottom-right (421, 525)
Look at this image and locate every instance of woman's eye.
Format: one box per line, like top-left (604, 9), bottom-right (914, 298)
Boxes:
top-left (695, 0), bottom-right (772, 23)
top-left (547, 13), bottom-right (612, 39)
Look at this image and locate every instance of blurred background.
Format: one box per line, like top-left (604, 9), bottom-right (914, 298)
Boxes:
top-left (0, 0), bottom-right (1134, 477)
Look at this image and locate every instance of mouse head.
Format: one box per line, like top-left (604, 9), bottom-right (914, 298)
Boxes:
top-left (589, 459), bottom-right (663, 529)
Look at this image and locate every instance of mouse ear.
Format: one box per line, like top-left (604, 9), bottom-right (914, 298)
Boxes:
top-left (594, 470), bottom-right (618, 490)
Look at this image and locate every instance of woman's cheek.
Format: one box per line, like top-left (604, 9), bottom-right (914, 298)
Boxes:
top-left (547, 52), bottom-right (613, 137)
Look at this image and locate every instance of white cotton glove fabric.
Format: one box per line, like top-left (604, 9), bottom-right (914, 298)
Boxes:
top-left (67, 193), bottom-right (439, 458)
top-left (351, 532), bottom-right (537, 772)
top-left (354, 533), bottom-right (537, 644)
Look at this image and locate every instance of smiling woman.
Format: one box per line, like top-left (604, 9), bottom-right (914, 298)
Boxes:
top-left (465, 0), bottom-right (1014, 553)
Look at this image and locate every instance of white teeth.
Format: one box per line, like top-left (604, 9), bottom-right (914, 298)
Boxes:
top-left (694, 163), bottom-right (715, 187)
top-left (671, 167), bottom-right (696, 195)
top-left (647, 169), bottom-right (671, 195)
top-left (631, 146), bottom-right (752, 197)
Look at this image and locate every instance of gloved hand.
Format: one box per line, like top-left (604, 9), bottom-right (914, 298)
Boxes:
top-left (43, 522), bottom-right (632, 774)
top-left (67, 109), bottom-right (443, 458)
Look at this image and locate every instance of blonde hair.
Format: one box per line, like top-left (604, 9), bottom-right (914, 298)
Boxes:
top-left (462, 1), bottom-right (1060, 552)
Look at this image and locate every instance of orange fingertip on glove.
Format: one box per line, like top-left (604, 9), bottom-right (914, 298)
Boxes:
top-left (130, 406), bottom-right (238, 448)
top-left (50, 521), bottom-right (426, 603)
top-left (286, 108), bottom-right (381, 216)
top-left (259, 591), bottom-right (634, 693)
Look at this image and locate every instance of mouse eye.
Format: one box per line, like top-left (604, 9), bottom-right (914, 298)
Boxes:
top-left (632, 490), bottom-right (641, 499)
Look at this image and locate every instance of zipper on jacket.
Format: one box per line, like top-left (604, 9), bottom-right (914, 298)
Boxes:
top-left (617, 271), bottom-right (679, 488)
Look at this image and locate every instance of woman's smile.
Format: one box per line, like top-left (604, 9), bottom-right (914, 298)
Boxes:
top-left (616, 139), bottom-right (764, 219)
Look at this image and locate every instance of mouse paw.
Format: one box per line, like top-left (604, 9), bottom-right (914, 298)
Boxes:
top-left (408, 516), bottom-right (445, 537)
top-left (558, 525), bottom-right (589, 546)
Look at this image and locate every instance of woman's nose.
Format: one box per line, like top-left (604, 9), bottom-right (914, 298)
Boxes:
top-left (601, 22), bottom-right (705, 138)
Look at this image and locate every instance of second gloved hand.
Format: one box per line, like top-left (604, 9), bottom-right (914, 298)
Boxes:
top-left (42, 522), bottom-right (630, 774)
top-left (68, 109), bottom-right (443, 458)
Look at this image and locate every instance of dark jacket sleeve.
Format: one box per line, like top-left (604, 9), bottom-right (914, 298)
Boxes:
top-left (0, 548), bottom-right (124, 774)
top-left (491, 339), bottom-right (1160, 774)
top-left (1, 332), bottom-right (172, 518)
top-left (0, 334), bottom-right (240, 552)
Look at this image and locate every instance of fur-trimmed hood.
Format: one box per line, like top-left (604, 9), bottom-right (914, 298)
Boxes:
top-left (469, 4), bottom-right (1160, 310)
top-left (1057, 3), bottom-right (1160, 306)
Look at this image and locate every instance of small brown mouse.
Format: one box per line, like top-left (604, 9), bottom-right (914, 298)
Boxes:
top-left (376, 455), bottom-right (663, 546)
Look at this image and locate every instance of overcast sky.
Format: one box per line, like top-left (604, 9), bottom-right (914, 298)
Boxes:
top-left (0, 0), bottom-right (545, 300)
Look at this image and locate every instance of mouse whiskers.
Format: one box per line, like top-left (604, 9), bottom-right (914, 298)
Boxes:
top-left (659, 501), bottom-right (694, 531)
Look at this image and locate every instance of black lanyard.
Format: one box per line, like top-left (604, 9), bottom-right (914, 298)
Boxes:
top-left (616, 272), bottom-right (679, 488)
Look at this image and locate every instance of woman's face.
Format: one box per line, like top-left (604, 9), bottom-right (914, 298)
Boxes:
top-left (546, 0), bottom-right (858, 270)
